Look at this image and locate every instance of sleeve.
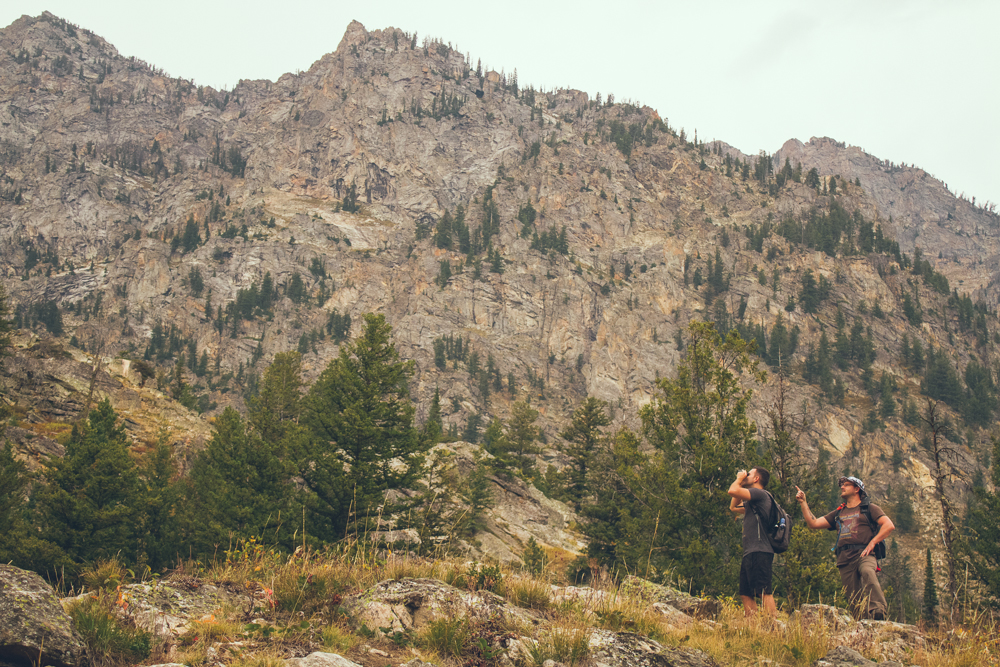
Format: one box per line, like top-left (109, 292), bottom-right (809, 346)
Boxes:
top-left (747, 488), bottom-right (767, 509)
top-left (868, 504), bottom-right (887, 523)
top-left (821, 508), bottom-right (839, 530)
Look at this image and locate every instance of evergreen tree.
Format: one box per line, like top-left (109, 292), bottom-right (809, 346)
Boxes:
top-left (596, 322), bottom-right (763, 594)
top-left (136, 438), bottom-right (180, 571)
top-left (922, 548), bottom-right (939, 625)
top-left (424, 387), bottom-right (443, 442)
top-left (182, 407), bottom-right (297, 556)
top-left (965, 435), bottom-right (1000, 607)
top-left (893, 490), bottom-right (917, 533)
top-left (559, 397), bottom-right (610, 509)
top-left (0, 442), bottom-right (67, 573)
top-left (181, 214), bottom-right (202, 253)
top-left (776, 524), bottom-right (841, 607)
top-left (0, 282), bottom-right (14, 355)
top-left (882, 539), bottom-right (918, 623)
top-left (35, 399), bottom-right (142, 568)
top-left (458, 451), bottom-right (494, 536)
top-left (461, 413), bottom-right (482, 443)
top-left (503, 400), bottom-right (540, 476)
top-left (300, 314), bottom-right (426, 539)
top-left (248, 351), bottom-right (304, 444)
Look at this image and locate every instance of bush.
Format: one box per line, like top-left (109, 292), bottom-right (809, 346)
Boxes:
top-left (68, 594), bottom-right (153, 665)
top-left (420, 617), bottom-right (471, 657)
top-left (466, 562), bottom-right (504, 593)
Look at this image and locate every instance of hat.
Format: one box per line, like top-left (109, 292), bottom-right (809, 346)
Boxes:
top-left (838, 476), bottom-right (865, 493)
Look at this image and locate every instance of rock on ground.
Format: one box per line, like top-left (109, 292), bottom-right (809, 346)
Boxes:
top-left (811, 644), bottom-right (909, 667)
top-left (619, 576), bottom-right (721, 619)
top-left (0, 564), bottom-right (86, 667)
top-left (588, 630), bottom-right (720, 667)
top-left (343, 577), bottom-right (541, 635)
top-left (285, 653), bottom-right (364, 667)
top-left (789, 604), bottom-right (856, 631)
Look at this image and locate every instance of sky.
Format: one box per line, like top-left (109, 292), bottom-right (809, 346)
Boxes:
top-left (3, 1), bottom-right (998, 207)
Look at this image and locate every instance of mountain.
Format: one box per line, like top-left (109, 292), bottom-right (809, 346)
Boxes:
top-left (1, 12), bottom-right (997, 573)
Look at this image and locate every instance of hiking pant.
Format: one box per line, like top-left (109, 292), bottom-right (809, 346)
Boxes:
top-left (839, 553), bottom-right (887, 618)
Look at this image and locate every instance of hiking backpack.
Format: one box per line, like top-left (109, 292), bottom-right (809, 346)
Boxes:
top-left (834, 498), bottom-right (887, 560)
top-left (749, 491), bottom-right (792, 554)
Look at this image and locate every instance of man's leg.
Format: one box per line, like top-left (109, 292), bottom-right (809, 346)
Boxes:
top-left (856, 555), bottom-right (888, 619)
top-left (838, 559), bottom-right (863, 617)
top-left (761, 593), bottom-right (777, 617)
top-left (738, 555), bottom-right (758, 616)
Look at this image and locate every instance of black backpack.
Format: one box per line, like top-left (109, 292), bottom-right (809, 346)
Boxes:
top-left (835, 498), bottom-right (887, 560)
top-left (749, 491), bottom-right (792, 554)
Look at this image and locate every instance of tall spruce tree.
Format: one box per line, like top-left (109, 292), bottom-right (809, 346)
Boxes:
top-left (559, 397), bottom-right (610, 509)
top-left (597, 322), bottom-right (763, 594)
top-left (923, 548), bottom-right (939, 625)
top-left (182, 407), bottom-right (297, 556)
top-left (300, 313), bottom-right (426, 540)
top-left (36, 399), bottom-right (142, 568)
top-left (965, 435), bottom-right (1000, 607)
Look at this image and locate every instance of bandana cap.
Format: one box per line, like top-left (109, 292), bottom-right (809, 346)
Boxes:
top-left (838, 476), bottom-right (865, 492)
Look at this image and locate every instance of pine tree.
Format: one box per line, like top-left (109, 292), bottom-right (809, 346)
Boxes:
top-left (883, 539), bottom-right (918, 623)
top-left (36, 399), bottom-right (142, 568)
top-left (300, 314), bottom-right (426, 539)
top-left (0, 281), bottom-right (14, 355)
top-left (600, 322), bottom-right (763, 594)
top-left (965, 435), bottom-right (1000, 606)
top-left (248, 351), bottom-right (303, 445)
top-left (424, 387), bottom-right (443, 443)
top-left (504, 400), bottom-right (540, 476)
top-left (182, 407), bottom-right (297, 556)
top-left (458, 451), bottom-right (494, 536)
top-left (922, 548), bottom-right (939, 624)
top-left (559, 397), bottom-right (610, 508)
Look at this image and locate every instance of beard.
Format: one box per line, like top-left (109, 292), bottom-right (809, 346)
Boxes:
top-left (740, 477), bottom-right (753, 488)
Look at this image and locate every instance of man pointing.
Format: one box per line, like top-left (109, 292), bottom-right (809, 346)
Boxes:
top-left (795, 476), bottom-right (894, 620)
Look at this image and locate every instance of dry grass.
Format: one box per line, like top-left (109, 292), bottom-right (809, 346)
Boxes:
top-left (504, 575), bottom-right (552, 611)
top-left (87, 540), bottom-right (996, 667)
top-left (672, 602), bottom-right (832, 667)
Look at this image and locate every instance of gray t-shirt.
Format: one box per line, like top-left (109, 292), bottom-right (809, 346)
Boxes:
top-left (742, 488), bottom-right (775, 555)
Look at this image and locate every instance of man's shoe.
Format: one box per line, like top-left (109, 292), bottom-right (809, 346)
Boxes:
top-left (872, 611), bottom-right (885, 621)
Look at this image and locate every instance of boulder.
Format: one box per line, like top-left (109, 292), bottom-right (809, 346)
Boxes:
top-left (619, 576), bottom-right (721, 619)
top-left (285, 653), bottom-right (364, 667)
top-left (588, 630), bottom-right (720, 667)
top-left (650, 602), bottom-right (694, 629)
top-left (812, 646), bottom-right (875, 666)
top-left (0, 564), bottom-right (86, 667)
top-left (342, 578), bottom-right (540, 635)
top-left (834, 620), bottom-right (923, 664)
top-left (789, 604), bottom-right (855, 631)
top-left (117, 581), bottom-right (232, 638)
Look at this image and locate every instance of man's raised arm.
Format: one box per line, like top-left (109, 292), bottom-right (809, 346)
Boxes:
top-left (795, 485), bottom-right (831, 530)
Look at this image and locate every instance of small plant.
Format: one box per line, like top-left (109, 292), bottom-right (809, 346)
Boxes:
top-left (321, 623), bottom-right (359, 653)
top-left (420, 617), bottom-right (471, 657)
top-left (525, 626), bottom-right (591, 667)
top-left (466, 562), bottom-right (504, 594)
top-left (81, 557), bottom-right (131, 592)
top-left (506, 576), bottom-right (552, 611)
top-left (522, 537), bottom-right (548, 576)
top-left (67, 594), bottom-right (153, 665)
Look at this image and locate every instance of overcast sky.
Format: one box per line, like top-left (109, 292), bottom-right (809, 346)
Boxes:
top-left (4, 1), bottom-right (998, 207)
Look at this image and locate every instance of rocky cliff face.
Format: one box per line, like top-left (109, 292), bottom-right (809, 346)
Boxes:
top-left (0, 13), bottom-right (996, 567)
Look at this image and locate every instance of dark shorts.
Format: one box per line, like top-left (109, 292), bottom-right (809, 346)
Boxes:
top-left (739, 552), bottom-right (774, 598)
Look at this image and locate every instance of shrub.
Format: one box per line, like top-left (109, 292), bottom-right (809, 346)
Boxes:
top-left (67, 594), bottom-right (153, 665)
top-left (466, 562), bottom-right (504, 594)
top-left (420, 617), bottom-right (471, 657)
